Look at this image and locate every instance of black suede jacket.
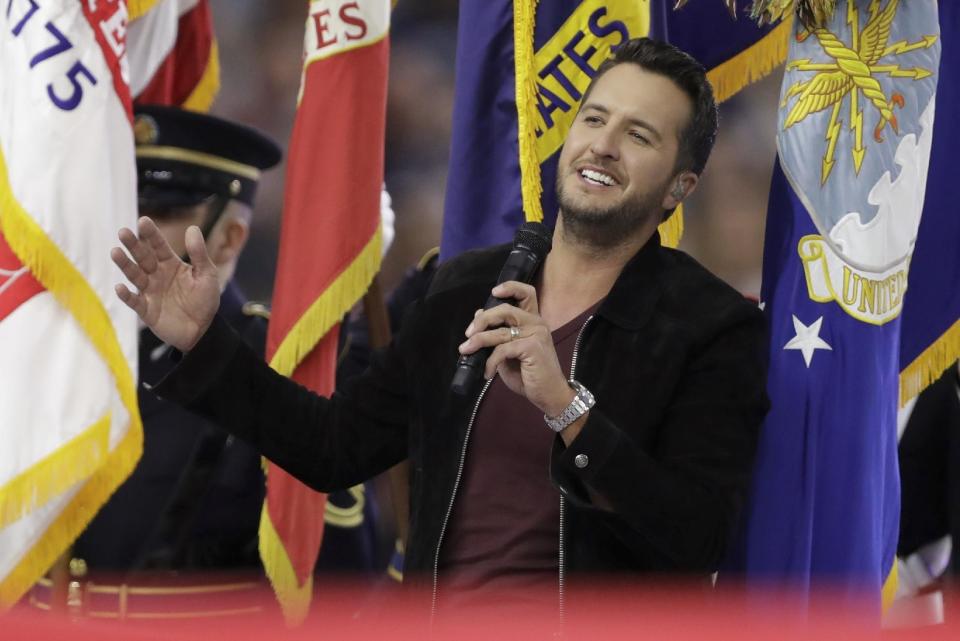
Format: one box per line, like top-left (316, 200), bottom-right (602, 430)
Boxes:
top-left (155, 232), bottom-right (769, 605)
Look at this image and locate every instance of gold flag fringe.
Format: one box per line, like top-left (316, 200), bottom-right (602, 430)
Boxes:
top-left (0, 148), bottom-right (143, 607)
top-left (881, 558), bottom-right (898, 613)
top-left (0, 426), bottom-right (141, 606)
top-left (900, 318), bottom-right (960, 406)
top-left (268, 225), bottom-right (382, 377)
top-left (658, 204), bottom-right (685, 249)
top-left (514, 0), bottom-right (543, 223)
top-left (183, 40), bottom-right (221, 113)
top-left (0, 414), bottom-right (110, 530)
top-left (707, 16), bottom-right (792, 104)
top-left (128, 0), bottom-right (161, 21)
top-left (258, 503), bottom-right (312, 626)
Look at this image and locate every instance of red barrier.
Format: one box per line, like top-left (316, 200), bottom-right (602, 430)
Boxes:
top-left (6, 581), bottom-right (960, 641)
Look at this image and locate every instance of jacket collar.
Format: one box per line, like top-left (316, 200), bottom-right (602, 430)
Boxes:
top-left (595, 230), bottom-right (663, 331)
top-left (219, 280), bottom-right (247, 323)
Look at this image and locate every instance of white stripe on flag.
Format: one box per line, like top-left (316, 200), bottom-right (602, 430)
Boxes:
top-left (127, 0), bottom-right (201, 96)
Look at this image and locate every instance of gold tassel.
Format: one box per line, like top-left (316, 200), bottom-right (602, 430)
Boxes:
top-left (258, 504), bottom-right (313, 626)
top-left (268, 225), bottom-right (382, 377)
top-left (514, 0), bottom-right (543, 222)
top-left (182, 40), bottom-right (221, 113)
top-left (127, 0), bottom-right (162, 21)
top-left (900, 318), bottom-right (960, 406)
top-left (0, 414), bottom-right (111, 530)
top-left (881, 558), bottom-right (898, 613)
top-left (707, 16), bottom-right (792, 104)
top-left (658, 204), bottom-right (685, 249)
top-left (750, 1), bottom-right (836, 29)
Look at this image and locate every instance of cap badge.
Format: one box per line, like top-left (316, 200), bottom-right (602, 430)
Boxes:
top-left (133, 114), bottom-right (159, 145)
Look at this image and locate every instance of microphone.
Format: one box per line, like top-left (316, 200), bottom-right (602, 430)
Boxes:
top-left (450, 222), bottom-right (552, 395)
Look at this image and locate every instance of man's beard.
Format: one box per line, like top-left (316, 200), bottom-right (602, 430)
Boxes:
top-left (555, 174), bottom-right (663, 249)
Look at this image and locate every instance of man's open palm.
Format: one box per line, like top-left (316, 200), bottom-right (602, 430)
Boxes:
top-left (111, 217), bottom-right (220, 352)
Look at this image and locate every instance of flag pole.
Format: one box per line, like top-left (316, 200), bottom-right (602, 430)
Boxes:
top-left (47, 550), bottom-right (71, 616)
top-left (362, 277), bottom-right (410, 550)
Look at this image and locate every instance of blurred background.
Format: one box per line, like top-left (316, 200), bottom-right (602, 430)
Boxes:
top-left (209, 0), bottom-right (782, 305)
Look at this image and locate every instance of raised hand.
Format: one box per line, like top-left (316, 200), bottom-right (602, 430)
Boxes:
top-left (111, 217), bottom-right (220, 352)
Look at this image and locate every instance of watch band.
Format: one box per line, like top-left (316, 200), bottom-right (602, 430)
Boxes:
top-left (544, 380), bottom-right (595, 433)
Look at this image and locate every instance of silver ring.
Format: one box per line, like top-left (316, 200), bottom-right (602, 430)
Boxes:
top-left (508, 325), bottom-right (521, 341)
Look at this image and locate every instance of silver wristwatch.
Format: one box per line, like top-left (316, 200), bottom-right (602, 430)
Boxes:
top-left (544, 380), bottom-right (595, 433)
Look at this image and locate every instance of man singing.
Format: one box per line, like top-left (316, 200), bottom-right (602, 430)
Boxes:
top-left (111, 38), bottom-right (769, 616)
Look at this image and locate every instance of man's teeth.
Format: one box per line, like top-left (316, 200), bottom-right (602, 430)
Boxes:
top-left (580, 169), bottom-right (616, 186)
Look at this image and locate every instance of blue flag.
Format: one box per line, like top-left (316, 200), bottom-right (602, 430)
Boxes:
top-left (728, 0), bottom-right (943, 611)
top-left (440, 0), bottom-right (786, 259)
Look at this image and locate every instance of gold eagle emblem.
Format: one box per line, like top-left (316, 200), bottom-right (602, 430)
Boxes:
top-left (780, 0), bottom-right (936, 184)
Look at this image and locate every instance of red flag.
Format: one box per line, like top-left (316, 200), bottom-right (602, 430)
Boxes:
top-left (260, 0), bottom-right (390, 622)
top-left (127, 0), bottom-right (219, 110)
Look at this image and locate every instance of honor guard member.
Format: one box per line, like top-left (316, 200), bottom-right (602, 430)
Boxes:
top-left (58, 106), bottom-right (385, 616)
top-left (30, 106), bottom-right (275, 618)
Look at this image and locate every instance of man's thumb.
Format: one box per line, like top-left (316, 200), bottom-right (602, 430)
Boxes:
top-left (185, 226), bottom-right (216, 275)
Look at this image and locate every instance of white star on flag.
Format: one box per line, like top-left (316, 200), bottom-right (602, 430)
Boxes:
top-left (783, 315), bottom-right (832, 367)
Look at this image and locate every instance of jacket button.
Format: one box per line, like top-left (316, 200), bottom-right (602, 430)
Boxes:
top-left (574, 454), bottom-right (589, 469)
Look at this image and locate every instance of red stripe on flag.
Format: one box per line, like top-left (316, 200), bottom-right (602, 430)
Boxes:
top-left (135, 1), bottom-right (213, 106)
top-left (80, 0), bottom-right (133, 121)
top-left (0, 230), bottom-right (44, 322)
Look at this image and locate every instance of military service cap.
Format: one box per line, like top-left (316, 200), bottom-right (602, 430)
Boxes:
top-left (134, 105), bottom-right (282, 210)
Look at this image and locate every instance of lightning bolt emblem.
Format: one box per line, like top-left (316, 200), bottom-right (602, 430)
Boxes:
top-left (781, 0), bottom-right (937, 184)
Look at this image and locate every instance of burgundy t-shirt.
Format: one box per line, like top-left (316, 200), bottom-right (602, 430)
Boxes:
top-left (436, 305), bottom-right (598, 612)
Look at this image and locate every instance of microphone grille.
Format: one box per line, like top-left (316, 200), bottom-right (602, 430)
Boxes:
top-left (514, 222), bottom-right (552, 259)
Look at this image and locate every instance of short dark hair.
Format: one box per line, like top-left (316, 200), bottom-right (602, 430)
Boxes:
top-left (581, 38), bottom-right (718, 175)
